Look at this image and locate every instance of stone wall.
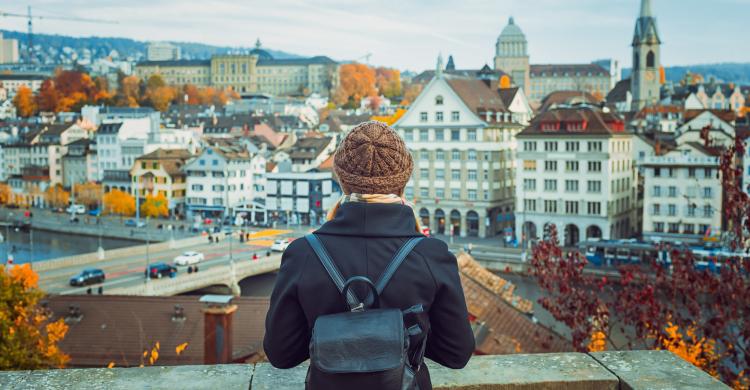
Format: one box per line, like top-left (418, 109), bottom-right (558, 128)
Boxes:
top-left (0, 351), bottom-right (729, 389)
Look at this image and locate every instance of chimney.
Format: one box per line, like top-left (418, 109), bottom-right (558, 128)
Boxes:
top-left (200, 295), bottom-right (237, 364)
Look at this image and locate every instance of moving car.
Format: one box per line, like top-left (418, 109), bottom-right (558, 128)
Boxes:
top-left (173, 251), bottom-right (204, 266)
top-left (66, 204), bottom-right (86, 214)
top-left (69, 268), bottom-right (105, 286)
top-left (270, 238), bottom-right (291, 252)
top-left (145, 263), bottom-right (177, 279)
top-left (125, 219), bottom-right (146, 228)
top-left (88, 208), bottom-right (101, 216)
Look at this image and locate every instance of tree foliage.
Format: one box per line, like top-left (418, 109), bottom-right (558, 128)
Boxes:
top-left (0, 264), bottom-right (69, 369)
top-left (74, 182), bottom-right (102, 208)
top-left (0, 184), bottom-right (12, 205)
top-left (103, 189), bottom-right (135, 217)
top-left (12, 85), bottom-right (36, 117)
top-left (33, 70), bottom-right (110, 113)
top-left (400, 83), bottom-right (423, 106)
top-left (140, 193), bottom-right (169, 218)
top-left (44, 185), bottom-right (70, 209)
top-left (334, 63), bottom-right (376, 108)
top-left (375, 67), bottom-right (402, 98)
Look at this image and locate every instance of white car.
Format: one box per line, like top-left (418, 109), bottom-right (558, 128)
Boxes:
top-left (173, 251), bottom-right (205, 266)
top-left (270, 239), bottom-right (291, 252)
top-left (66, 204), bottom-right (86, 214)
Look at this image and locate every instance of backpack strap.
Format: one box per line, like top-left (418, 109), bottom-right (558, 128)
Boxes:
top-left (305, 234), bottom-right (361, 310)
top-left (374, 237), bottom-right (424, 295)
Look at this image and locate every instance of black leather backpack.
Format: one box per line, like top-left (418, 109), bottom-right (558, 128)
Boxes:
top-left (304, 234), bottom-right (428, 390)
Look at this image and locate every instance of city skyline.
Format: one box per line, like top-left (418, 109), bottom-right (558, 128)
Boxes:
top-left (1, 0), bottom-right (749, 71)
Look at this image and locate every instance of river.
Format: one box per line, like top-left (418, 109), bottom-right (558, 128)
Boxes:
top-left (0, 227), bottom-right (140, 265)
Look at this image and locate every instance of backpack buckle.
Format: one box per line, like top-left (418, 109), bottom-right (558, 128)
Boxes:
top-left (350, 302), bottom-right (365, 312)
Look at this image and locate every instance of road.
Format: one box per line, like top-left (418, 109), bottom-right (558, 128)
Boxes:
top-left (39, 229), bottom-right (300, 295)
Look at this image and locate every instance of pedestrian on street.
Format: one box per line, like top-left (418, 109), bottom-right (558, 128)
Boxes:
top-left (468, 243), bottom-right (473, 255)
top-left (264, 121), bottom-right (474, 389)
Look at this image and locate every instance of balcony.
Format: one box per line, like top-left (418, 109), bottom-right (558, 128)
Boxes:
top-left (0, 351), bottom-right (727, 389)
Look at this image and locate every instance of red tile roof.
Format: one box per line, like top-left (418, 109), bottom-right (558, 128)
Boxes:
top-left (518, 106), bottom-right (625, 137)
top-left (445, 76), bottom-right (508, 114)
top-left (683, 109), bottom-right (736, 123)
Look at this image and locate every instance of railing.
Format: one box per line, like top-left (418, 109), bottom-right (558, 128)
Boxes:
top-left (0, 351), bottom-right (728, 389)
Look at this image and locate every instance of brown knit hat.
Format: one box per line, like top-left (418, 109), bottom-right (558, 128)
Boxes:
top-left (333, 121), bottom-right (413, 195)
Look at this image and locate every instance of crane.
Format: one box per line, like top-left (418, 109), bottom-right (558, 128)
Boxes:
top-left (0, 6), bottom-right (118, 64)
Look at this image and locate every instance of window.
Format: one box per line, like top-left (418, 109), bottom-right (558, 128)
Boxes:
top-left (668, 223), bottom-right (679, 233)
top-left (405, 187), bottom-right (414, 199)
top-left (668, 204), bottom-right (676, 216)
top-left (565, 141), bottom-right (579, 152)
top-left (668, 168), bottom-right (675, 178)
top-left (435, 129), bottom-right (444, 141)
top-left (212, 185), bottom-right (224, 191)
top-left (468, 190), bottom-right (477, 200)
top-left (565, 161), bottom-right (579, 172)
top-left (544, 200), bottom-right (557, 213)
top-left (687, 204), bottom-right (696, 217)
top-left (688, 167), bottom-right (696, 178)
top-left (420, 188), bottom-right (429, 197)
top-left (435, 112), bottom-right (443, 122)
top-left (419, 112), bottom-right (427, 122)
top-left (468, 150), bottom-right (477, 161)
top-left (653, 222), bottom-right (664, 232)
top-left (587, 202), bottom-right (601, 215)
top-left (668, 186), bottom-right (677, 197)
top-left (451, 169), bottom-right (460, 180)
top-left (523, 179), bottom-right (536, 191)
top-left (699, 224), bottom-right (710, 235)
top-left (544, 141), bottom-right (558, 151)
top-left (523, 141), bottom-right (537, 151)
top-left (420, 130), bottom-right (429, 141)
top-left (703, 205), bottom-right (712, 217)
top-left (653, 168), bottom-right (661, 177)
top-left (565, 180), bottom-right (579, 192)
top-left (523, 160), bottom-right (537, 171)
top-left (191, 184), bottom-right (203, 191)
top-left (703, 187), bottom-right (712, 199)
top-left (420, 169), bottom-right (429, 179)
top-left (704, 168), bottom-right (712, 178)
top-left (588, 161), bottom-right (601, 172)
top-left (653, 186), bottom-right (661, 197)
top-left (420, 150), bottom-right (430, 160)
top-left (587, 180), bottom-right (601, 193)
top-left (451, 111), bottom-right (460, 122)
top-left (404, 129), bottom-right (413, 140)
top-left (467, 129), bottom-right (477, 141)
top-left (524, 199), bottom-right (536, 211)
top-left (468, 170), bottom-right (477, 180)
top-left (436, 149), bottom-right (445, 160)
top-left (565, 201), bottom-right (579, 214)
top-left (436, 169), bottom-right (445, 180)
top-left (436, 188), bottom-right (444, 198)
top-left (452, 150), bottom-right (461, 160)
top-left (544, 179), bottom-right (557, 191)
top-left (435, 95), bottom-right (444, 105)
top-left (588, 141), bottom-right (602, 152)
top-left (451, 130), bottom-right (460, 141)
top-left (653, 203), bottom-right (661, 215)
top-left (451, 188), bottom-right (460, 199)
top-left (544, 161), bottom-right (557, 172)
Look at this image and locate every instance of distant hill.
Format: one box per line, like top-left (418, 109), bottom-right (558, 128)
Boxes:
top-left (622, 63), bottom-right (750, 85)
top-left (0, 29), bottom-right (302, 61)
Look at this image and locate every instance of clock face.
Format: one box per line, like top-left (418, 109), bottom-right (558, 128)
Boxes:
top-left (645, 72), bottom-right (655, 81)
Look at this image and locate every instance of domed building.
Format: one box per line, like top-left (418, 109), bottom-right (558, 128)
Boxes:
top-left (249, 38), bottom-right (274, 61)
top-left (493, 17), bottom-right (530, 94)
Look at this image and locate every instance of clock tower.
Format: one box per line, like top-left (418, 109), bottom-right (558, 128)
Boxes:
top-left (631, 0), bottom-right (661, 110)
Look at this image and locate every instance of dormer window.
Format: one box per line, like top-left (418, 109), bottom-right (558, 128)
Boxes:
top-left (435, 95), bottom-right (444, 105)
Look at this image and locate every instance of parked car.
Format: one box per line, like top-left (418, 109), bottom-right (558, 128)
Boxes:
top-left (173, 251), bottom-right (204, 266)
top-left (125, 219), bottom-right (146, 228)
top-left (88, 208), bottom-right (101, 216)
top-left (66, 204), bottom-right (86, 214)
top-left (270, 238), bottom-right (291, 252)
top-left (145, 263), bottom-right (177, 279)
top-left (69, 268), bottom-right (105, 286)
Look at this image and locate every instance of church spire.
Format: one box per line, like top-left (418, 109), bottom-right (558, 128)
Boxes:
top-left (436, 53), bottom-right (444, 77)
top-left (639, 0), bottom-right (652, 18)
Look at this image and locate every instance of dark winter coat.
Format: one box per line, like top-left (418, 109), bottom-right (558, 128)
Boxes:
top-left (263, 202), bottom-right (475, 389)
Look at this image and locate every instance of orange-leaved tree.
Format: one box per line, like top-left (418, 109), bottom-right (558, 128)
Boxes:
top-left (0, 264), bottom-right (69, 369)
top-left (375, 67), bottom-right (402, 98)
top-left (371, 108), bottom-right (406, 126)
top-left (140, 193), bottom-right (169, 218)
top-left (400, 83), bottom-right (423, 106)
top-left (103, 189), bottom-right (135, 218)
top-left (334, 63), bottom-right (376, 108)
top-left (0, 183), bottom-right (11, 205)
top-left (12, 85), bottom-right (36, 117)
top-left (44, 185), bottom-right (69, 209)
top-left (74, 182), bottom-right (102, 208)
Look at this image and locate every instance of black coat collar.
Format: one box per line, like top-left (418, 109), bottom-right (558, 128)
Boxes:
top-left (314, 202), bottom-right (423, 237)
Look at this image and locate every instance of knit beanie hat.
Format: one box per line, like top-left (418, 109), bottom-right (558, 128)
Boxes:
top-left (333, 121), bottom-right (413, 195)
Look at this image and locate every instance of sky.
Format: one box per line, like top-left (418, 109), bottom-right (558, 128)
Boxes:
top-left (1, 0), bottom-right (748, 71)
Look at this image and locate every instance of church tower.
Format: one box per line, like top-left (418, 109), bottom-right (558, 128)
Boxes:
top-left (494, 17), bottom-right (530, 93)
top-left (631, 0), bottom-right (661, 110)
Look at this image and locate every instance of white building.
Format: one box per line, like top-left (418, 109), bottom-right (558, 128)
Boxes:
top-left (147, 42), bottom-right (181, 61)
top-left (640, 142), bottom-right (722, 243)
top-left (184, 145), bottom-right (257, 219)
top-left (515, 106), bottom-right (635, 247)
top-left (0, 99), bottom-right (16, 119)
top-left (0, 74), bottom-right (46, 99)
top-left (0, 33), bottom-right (19, 63)
top-left (394, 61), bottom-right (532, 238)
top-left (95, 119), bottom-right (151, 191)
top-left (265, 171), bottom-right (341, 226)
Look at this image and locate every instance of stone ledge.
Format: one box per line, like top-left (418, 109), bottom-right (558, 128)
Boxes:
top-left (0, 351), bottom-right (728, 390)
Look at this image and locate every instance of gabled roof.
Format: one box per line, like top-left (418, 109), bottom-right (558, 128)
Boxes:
top-left (445, 76), bottom-right (507, 113)
top-left (289, 136), bottom-right (332, 160)
top-left (539, 90), bottom-right (601, 113)
top-left (45, 295), bottom-right (268, 367)
top-left (412, 67), bottom-right (507, 84)
top-left (518, 106), bottom-right (626, 137)
top-left (683, 109), bottom-right (736, 123)
top-left (497, 87), bottom-right (520, 108)
top-left (136, 148), bottom-right (192, 176)
top-left (607, 78), bottom-right (631, 103)
top-left (97, 122), bottom-right (124, 135)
